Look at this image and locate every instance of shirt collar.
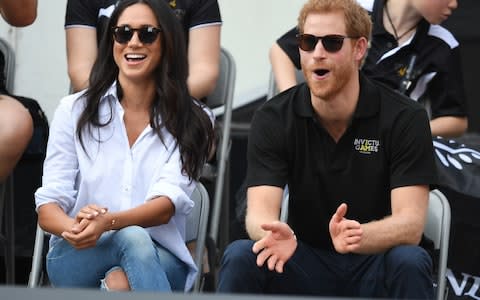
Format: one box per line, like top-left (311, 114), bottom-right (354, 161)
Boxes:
top-left (294, 73), bottom-right (380, 120)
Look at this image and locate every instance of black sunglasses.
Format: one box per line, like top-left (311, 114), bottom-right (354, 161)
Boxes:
top-left (113, 25), bottom-right (161, 44)
top-left (296, 33), bottom-right (357, 53)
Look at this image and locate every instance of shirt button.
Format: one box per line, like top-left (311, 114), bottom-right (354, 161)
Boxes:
top-left (124, 186), bottom-right (130, 192)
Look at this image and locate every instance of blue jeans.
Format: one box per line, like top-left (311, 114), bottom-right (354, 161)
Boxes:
top-left (47, 225), bottom-right (188, 291)
top-left (217, 239), bottom-right (433, 299)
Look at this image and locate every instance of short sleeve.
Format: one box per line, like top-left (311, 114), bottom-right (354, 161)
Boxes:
top-left (389, 107), bottom-right (438, 188)
top-left (277, 26), bottom-right (301, 70)
top-left (188, 0), bottom-right (222, 29)
top-left (65, 0), bottom-right (104, 28)
top-left (246, 107), bottom-right (289, 188)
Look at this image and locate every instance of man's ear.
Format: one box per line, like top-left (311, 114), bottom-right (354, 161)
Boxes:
top-left (354, 37), bottom-right (369, 64)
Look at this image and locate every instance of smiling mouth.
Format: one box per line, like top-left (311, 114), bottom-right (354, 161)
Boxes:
top-left (125, 54), bottom-right (146, 62)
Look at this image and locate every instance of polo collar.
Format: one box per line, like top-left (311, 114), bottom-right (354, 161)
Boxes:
top-left (294, 73), bottom-right (380, 120)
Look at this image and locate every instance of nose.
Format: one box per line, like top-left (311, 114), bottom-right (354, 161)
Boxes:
top-left (448, 0), bottom-right (458, 10)
top-left (312, 40), bottom-right (328, 59)
top-left (128, 31), bottom-right (142, 46)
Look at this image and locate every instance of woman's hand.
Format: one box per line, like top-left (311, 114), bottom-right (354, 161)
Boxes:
top-left (74, 204), bottom-right (108, 224)
top-left (62, 213), bottom-right (111, 249)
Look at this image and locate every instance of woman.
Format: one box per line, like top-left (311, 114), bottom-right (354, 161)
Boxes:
top-left (65, 0), bottom-right (221, 102)
top-left (34, 0), bottom-right (214, 291)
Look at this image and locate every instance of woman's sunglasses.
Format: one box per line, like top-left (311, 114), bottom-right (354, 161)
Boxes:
top-left (113, 25), bottom-right (161, 44)
top-left (296, 33), bottom-right (357, 53)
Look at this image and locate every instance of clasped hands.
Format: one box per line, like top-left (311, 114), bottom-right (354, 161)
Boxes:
top-left (61, 204), bottom-right (109, 249)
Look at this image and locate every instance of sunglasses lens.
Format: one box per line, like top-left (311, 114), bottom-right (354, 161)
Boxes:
top-left (138, 27), bottom-right (159, 44)
top-left (114, 26), bottom-right (133, 44)
top-left (297, 34), bottom-right (346, 53)
top-left (322, 36), bottom-right (344, 53)
top-left (298, 34), bottom-right (317, 51)
top-left (113, 26), bottom-right (160, 44)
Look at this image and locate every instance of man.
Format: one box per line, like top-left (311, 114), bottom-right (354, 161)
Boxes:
top-left (217, 0), bottom-right (436, 298)
top-left (269, 0), bottom-right (466, 138)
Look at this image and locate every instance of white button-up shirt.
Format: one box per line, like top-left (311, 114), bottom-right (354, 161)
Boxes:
top-left (35, 82), bottom-right (201, 290)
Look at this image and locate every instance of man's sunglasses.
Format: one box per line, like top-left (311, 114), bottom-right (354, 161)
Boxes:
top-left (296, 33), bottom-right (357, 53)
top-left (113, 25), bottom-right (161, 44)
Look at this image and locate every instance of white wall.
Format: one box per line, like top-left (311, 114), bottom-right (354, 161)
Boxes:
top-left (0, 0), bottom-right (69, 122)
top-left (0, 0), bottom-right (305, 121)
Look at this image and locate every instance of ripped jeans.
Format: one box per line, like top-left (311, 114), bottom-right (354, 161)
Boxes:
top-left (46, 225), bottom-right (188, 291)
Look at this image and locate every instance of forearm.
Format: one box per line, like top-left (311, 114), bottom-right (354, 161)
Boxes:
top-left (245, 213), bottom-right (274, 241)
top-left (245, 186), bottom-right (283, 241)
top-left (106, 196), bottom-right (175, 231)
top-left (355, 214), bottom-right (424, 254)
top-left (430, 116), bottom-right (468, 138)
top-left (37, 203), bottom-right (76, 237)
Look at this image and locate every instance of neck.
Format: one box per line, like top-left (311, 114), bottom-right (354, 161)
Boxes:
top-left (311, 74), bottom-right (360, 142)
top-left (118, 78), bottom-right (156, 111)
top-left (384, 0), bottom-right (421, 42)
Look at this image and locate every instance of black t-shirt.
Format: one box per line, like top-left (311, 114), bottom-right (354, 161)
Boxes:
top-left (276, 0), bottom-right (467, 119)
top-left (65, 0), bottom-right (222, 45)
top-left (246, 74), bottom-right (437, 250)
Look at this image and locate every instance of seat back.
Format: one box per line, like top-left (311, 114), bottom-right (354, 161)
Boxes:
top-left (0, 37), bottom-right (15, 92)
top-left (425, 189), bottom-right (451, 300)
top-left (266, 68), bottom-right (304, 100)
top-left (0, 38), bottom-right (17, 284)
top-left (279, 188), bottom-right (451, 300)
top-left (205, 48), bottom-right (236, 246)
top-left (185, 182), bottom-right (210, 292)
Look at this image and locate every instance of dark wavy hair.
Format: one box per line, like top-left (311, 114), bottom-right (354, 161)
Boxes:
top-left (76, 0), bottom-right (214, 180)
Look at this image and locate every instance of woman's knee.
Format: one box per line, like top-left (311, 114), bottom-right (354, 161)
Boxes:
top-left (102, 267), bottom-right (131, 291)
top-left (113, 226), bottom-right (156, 259)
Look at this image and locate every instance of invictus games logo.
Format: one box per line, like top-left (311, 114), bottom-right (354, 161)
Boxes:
top-left (354, 138), bottom-right (380, 154)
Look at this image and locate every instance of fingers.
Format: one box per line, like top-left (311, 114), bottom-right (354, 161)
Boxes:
top-left (333, 203), bottom-right (348, 222)
top-left (260, 221), bottom-right (282, 232)
top-left (255, 247), bottom-right (287, 273)
top-left (71, 218), bottom-right (89, 234)
top-left (76, 205), bottom-right (108, 221)
top-left (275, 259), bottom-right (285, 274)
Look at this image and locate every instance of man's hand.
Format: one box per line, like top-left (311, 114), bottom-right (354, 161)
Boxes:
top-left (329, 203), bottom-right (363, 254)
top-left (252, 221), bottom-right (297, 273)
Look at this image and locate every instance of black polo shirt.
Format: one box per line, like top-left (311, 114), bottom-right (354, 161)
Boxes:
top-left (246, 74), bottom-right (437, 250)
top-left (276, 0), bottom-right (467, 119)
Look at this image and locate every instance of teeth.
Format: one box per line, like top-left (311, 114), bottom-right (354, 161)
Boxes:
top-left (125, 54), bottom-right (146, 59)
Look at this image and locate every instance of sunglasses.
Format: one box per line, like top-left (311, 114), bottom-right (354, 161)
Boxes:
top-left (113, 25), bottom-right (161, 44)
top-left (296, 33), bottom-right (357, 53)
